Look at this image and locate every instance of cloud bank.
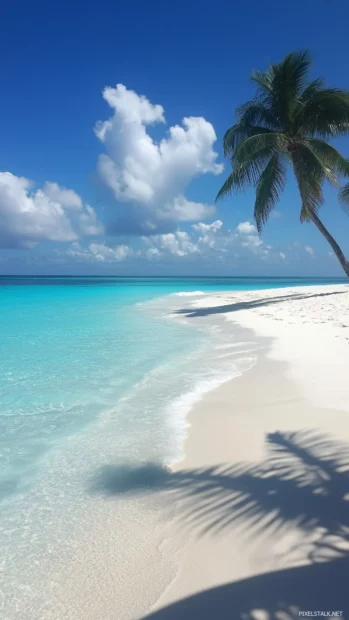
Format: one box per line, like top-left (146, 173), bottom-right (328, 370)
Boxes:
top-left (95, 84), bottom-right (223, 232)
top-left (61, 220), bottom-right (280, 266)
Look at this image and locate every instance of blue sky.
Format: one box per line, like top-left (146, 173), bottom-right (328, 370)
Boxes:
top-left (1, 0), bottom-right (349, 275)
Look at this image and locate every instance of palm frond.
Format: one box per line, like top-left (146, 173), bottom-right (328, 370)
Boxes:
top-left (215, 170), bottom-right (243, 201)
top-left (223, 124), bottom-right (273, 157)
top-left (272, 50), bottom-right (311, 97)
top-left (299, 142), bottom-right (339, 186)
top-left (252, 50), bottom-right (311, 128)
top-left (298, 175), bottom-right (324, 221)
top-left (233, 132), bottom-right (288, 167)
top-left (254, 154), bottom-right (287, 232)
top-left (223, 124), bottom-right (247, 157)
top-left (298, 78), bottom-right (324, 104)
top-left (291, 146), bottom-right (325, 219)
top-left (216, 149), bottom-right (273, 201)
top-left (236, 101), bottom-right (278, 130)
top-left (250, 69), bottom-right (273, 94)
top-left (251, 51), bottom-right (311, 104)
top-left (305, 139), bottom-right (349, 178)
top-left (294, 89), bottom-right (349, 138)
top-left (338, 183), bottom-right (349, 213)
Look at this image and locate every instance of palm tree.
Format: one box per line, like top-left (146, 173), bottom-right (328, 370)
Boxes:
top-left (217, 50), bottom-right (349, 277)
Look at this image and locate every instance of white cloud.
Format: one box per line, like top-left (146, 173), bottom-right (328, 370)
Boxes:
top-left (158, 196), bottom-right (214, 222)
top-left (140, 219), bottom-right (273, 261)
top-left (143, 231), bottom-right (199, 256)
top-left (236, 221), bottom-right (257, 235)
top-left (89, 243), bottom-right (133, 262)
top-left (235, 221), bottom-right (265, 253)
top-left (95, 84), bottom-right (223, 228)
top-left (78, 205), bottom-right (104, 236)
top-left (0, 172), bottom-right (103, 248)
top-left (192, 219), bottom-right (223, 248)
top-left (66, 241), bottom-right (133, 263)
top-left (63, 217), bottom-right (270, 266)
top-left (42, 182), bottom-right (82, 211)
top-left (305, 245), bottom-right (315, 257)
top-left (240, 234), bottom-right (262, 249)
top-left (61, 218), bottom-right (288, 267)
top-left (192, 220), bottom-right (223, 234)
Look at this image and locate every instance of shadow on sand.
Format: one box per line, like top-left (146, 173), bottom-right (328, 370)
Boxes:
top-left (90, 429), bottom-right (349, 618)
top-left (144, 557), bottom-right (349, 619)
top-left (173, 290), bottom-right (347, 318)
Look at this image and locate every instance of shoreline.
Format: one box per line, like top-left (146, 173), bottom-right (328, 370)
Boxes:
top-left (147, 284), bottom-right (349, 618)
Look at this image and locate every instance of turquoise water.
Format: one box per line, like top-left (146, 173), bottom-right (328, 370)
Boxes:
top-left (0, 275), bottom-right (345, 618)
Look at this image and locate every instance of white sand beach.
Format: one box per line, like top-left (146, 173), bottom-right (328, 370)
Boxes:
top-left (146, 284), bottom-right (349, 618)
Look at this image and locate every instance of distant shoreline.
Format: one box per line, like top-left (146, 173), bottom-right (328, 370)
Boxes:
top-left (1, 274), bottom-right (348, 280)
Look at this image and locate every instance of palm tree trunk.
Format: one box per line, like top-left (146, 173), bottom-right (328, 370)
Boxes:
top-left (308, 212), bottom-right (349, 278)
top-left (290, 155), bottom-right (349, 278)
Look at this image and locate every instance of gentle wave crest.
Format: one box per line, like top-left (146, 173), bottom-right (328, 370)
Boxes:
top-left (170, 290), bottom-right (205, 297)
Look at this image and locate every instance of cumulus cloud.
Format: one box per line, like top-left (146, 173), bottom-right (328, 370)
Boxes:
top-left (142, 231), bottom-right (199, 256)
top-left (193, 220), bottom-right (267, 257)
top-left (0, 172), bottom-right (103, 248)
top-left (66, 241), bottom-right (133, 263)
top-left (142, 219), bottom-right (267, 260)
top-left (60, 219), bottom-right (287, 267)
top-left (95, 84), bottom-right (223, 231)
top-left (42, 182), bottom-right (83, 210)
top-left (236, 221), bottom-right (257, 235)
top-left (192, 219), bottom-right (223, 247)
top-left (236, 221), bottom-right (264, 252)
top-left (192, 220), bottom-right (223, 235)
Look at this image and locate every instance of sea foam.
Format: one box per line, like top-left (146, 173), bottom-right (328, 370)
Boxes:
top-left (170, 290), bottom-right (206, 297)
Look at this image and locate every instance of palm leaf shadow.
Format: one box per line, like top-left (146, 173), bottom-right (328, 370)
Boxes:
top-left (90, 429), bottom-right (349, 559)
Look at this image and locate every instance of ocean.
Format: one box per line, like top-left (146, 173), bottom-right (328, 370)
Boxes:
top-left (0, 275), bottom-right (344, 618)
